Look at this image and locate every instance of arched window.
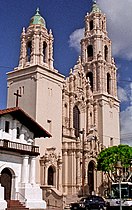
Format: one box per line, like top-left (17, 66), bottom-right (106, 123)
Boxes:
top-left (86, 72), bottom-right (93, 91)
top-left (16, 127), bottom-right (20, 139)
top-left (48, 166), bottom-right (54, 186)
top-left (90, 20), bottom-right (93, 30)
top-left (104, 45), bottom-right (108, 61)
top-left (73, 106), bottom-right (80, 138)
top-left (43, 42), bottom-right (47, 63)
top-left (87, 45), bottom-right (93, 58)
top-left (107, 73), bottom-right (111, 94)
top-left (27, 41), bottom-right (32, 62)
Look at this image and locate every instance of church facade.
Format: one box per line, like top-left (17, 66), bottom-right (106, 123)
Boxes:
top-left (7, 1), bottom-right (120, 208)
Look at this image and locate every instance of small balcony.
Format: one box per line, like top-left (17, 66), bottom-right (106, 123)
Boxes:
top-left (0, 139), bottom-right (40, 156)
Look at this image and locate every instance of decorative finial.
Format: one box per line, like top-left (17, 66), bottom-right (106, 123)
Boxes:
top-left (49, 29), bottom-right (52, 34)
top-left (36, 7), bottom-right (40, 14)
top-left (70, 68), bottom-right (73, 75)
top-left (93, 0), bottom-right (96, 3)
top-left (22, 27), bottom-right (25, 33)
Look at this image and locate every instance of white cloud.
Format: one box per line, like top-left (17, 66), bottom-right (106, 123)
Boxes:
top-left (130, 83), bottom-right (132, 106)
top-left (118, 83), bottom-right (132, 146)
top-left (120, 106), bottom-right (132, 145)
top-left (120, 83), bottom-right (132, 145)
top-left (97, 0), bottom-right (132, 60)
top-left (118, 86), bottom-right (128, 102)
top-left (69, 28), bottom-right (84, 53)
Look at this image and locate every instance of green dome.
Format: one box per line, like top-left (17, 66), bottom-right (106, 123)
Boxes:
top-left (30, 8), bottom-right (46, 27)
top-left (91, 0), bottom-right (101, 13)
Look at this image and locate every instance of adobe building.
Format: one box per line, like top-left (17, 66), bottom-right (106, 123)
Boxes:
top-left (7, 1), bottom-right (120, 208)
top-left (0, 107), bottom-right (51, 210)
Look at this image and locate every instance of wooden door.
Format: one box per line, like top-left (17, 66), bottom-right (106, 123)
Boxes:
top-left (88, 161), bottom-right (94, 194)
top-left (1, 168), bottom-right (12, 200)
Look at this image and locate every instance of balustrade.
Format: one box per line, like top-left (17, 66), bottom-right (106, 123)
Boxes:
top-left (0, 139), bottom-right (39, 155)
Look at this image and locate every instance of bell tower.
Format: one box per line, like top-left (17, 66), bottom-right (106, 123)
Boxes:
top-left (7, 8), bottom-right (64, 158)
top-left (19, 8), bottom-right (54, 70)
top-left (81, 1), bottom-right (120, 147)
top-left (81, 1), bottom-right (117, 96)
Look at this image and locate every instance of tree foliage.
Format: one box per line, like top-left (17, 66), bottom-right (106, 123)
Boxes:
top-left (97, 144), bottom-right (132, 182)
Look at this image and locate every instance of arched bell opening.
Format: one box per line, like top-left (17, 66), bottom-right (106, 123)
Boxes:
top-left (87, 45), bottom-right (93, 62)
top-left (104, 45), bottom-right (108, 61)
top-left (43, 41), bottom-right (47, 63)
top-left (27, 41), bottom-right (32, 62)
top-left (107, 73), bottom-right (111, 94)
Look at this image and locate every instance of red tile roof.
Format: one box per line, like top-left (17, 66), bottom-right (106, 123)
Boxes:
top-left (0, 107), bottom-right (51, 138)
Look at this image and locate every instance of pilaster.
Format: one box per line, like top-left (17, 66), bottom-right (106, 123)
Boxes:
top-left (21, 155), bottom-right (29, 184)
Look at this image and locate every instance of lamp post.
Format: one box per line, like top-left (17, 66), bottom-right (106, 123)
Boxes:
top-left (115, 161), bottom-right (123, 210)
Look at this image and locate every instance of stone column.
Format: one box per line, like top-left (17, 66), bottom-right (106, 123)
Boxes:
top-left (21, 155), bottom-right (29, 184)
top-left (36, 34), bottom-right (40, 64)
top-left (44, 164), bottom-right (48, 185)
top-left (84, 158), bottom-right (88, 186)
top-left (40, 162), bottom-right (45, 185)
top-left (93, 63), bottom-right (96, 92)
top-left (76, 141), bottom-right (81, 188)
top-left (39, 35), bottom-right (43, 65)
top-left (32, 34), bottom-right (36, 64)
top-left (49, 31), bottom-right (53, 69)
top-left (63, 148), bottom-right (68, 194)
top-left (69, 98), bottom-right (75, 137)
top-left (30, 156), bottom-right (36, 184)
top-left (15, 175), bottom-right (18, 199)
top-left (94, 101), bottom-right (98, 127)
top-left (73, 148), bottom-right (76, 194)
top-left (57, 155), bottom-right (62, 192)
top-left (70, 149), bottom-right (74, 193)
top-left (0, 118), bottom-right (4, 139)
top-left (12, 120), bottom-right (16, 140)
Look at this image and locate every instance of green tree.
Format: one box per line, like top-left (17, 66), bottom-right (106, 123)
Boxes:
top-left (97, 144), bottom-right (132, 182)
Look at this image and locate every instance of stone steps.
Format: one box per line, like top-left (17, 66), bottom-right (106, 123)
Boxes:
top-left (6, 200), bottom-right (29, 210)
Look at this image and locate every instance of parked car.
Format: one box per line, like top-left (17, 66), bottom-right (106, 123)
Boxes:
top-left (70, 195), bottom-right (109, 210)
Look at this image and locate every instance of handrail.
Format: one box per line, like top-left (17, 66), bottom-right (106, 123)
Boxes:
top-left (16, 192), bottom-right (27, 203)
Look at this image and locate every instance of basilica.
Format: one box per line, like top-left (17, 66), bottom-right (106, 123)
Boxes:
top-left (5, 1), bottom-right (120, 209)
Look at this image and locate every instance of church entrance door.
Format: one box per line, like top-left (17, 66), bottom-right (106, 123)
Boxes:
top-left (88, 161), bottom-right (95, 195)
top-left (1, 168), bottom-right (12, 200)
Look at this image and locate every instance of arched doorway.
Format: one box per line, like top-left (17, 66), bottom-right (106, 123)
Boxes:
top-left (88, 161), bottom-right (95, 195)
top-left (48, 166), bottom-right (55, 186)
top-left (1, 168), bottom-right (12, 200)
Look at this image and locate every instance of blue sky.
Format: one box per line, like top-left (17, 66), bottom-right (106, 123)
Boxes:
top-left (0, 0), bottom-right (132, 144)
